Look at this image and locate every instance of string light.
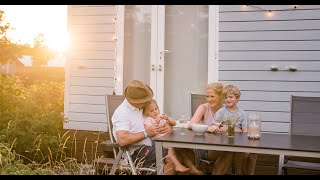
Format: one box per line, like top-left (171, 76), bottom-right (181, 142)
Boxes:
top-left (242, 5), bottom-right (302, 17)
top-left (113, 5), bottom-right (118, 95)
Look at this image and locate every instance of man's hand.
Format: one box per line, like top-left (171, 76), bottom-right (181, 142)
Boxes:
top-left (159, 123), bottom-right (173, 134)
top-left (145, 123), bottom-right (160, 137)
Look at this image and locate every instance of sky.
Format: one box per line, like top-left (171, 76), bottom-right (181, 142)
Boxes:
top-left (0, 5), bottom-right (68, 66)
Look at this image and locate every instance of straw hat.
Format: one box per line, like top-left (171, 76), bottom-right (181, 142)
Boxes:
top-left (124, 80), bottom-right (154, 104)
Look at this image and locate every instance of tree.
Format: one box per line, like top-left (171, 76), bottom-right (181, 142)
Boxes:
top-left (0, 10), bottom-right (26, 64)
top-left (29, 33), bottom-right (56, 67)
top-left (0, 10), bottom-right (58, 66)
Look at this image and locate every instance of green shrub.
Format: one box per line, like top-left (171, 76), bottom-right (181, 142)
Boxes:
top-left (0, 73), bottom-right (26, 133)
top-left (0, 73), bottom-right (66, 162)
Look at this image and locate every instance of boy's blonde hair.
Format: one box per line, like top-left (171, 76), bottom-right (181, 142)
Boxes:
top-left (206, 82), bottom-right (224, 97)
top-left (143, 99), bottom-right (159, 116)
top-left (222, 84), bottom-right (241, 99)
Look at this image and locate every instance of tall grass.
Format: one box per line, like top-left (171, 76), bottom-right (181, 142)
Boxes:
top-left (0, 130), bottom-right (98, 175)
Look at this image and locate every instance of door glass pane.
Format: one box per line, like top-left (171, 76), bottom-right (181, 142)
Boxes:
top-left (123, 5), bottom-right (151, 87)
top-left (164, 5), bottom-right (208, 119)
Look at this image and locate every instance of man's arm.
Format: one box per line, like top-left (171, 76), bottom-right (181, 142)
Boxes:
top-left (116, 123), bottom-right (160, 147)
top-left (116, 130), bottom-right (145, 147)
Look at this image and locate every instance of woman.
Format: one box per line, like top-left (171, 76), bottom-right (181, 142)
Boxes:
top-left (188, 82), bottom-right (234, 175)
top-left (189, 82), bottom-right (257, 175)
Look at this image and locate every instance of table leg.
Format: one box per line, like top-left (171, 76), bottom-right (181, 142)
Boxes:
top-left (278, 154), bottom-right (284, 175)
top-left (155, 141), bottom-right (164, 175)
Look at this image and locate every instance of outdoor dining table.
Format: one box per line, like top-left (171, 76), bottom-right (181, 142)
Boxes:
top-left (154, 129), bottom-right (320, 175)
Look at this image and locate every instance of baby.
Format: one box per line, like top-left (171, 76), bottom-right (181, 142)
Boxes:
top-left (143, 99), bottom-right (203, 175)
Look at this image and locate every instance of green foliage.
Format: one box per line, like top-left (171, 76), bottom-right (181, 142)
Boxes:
top-left (29, 33), bottom-right (57, 67)
top-left (0, 73), bottom-right (66, 162)
top-left (0, 73), bottom-right (26, 132)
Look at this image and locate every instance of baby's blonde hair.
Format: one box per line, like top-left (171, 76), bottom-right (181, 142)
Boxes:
top-left (206, 82), bottom-right (224, 97)
top-left (222, 84), bottom-right (241, 99)
top-left (143, 99), bottom-right (159, 116)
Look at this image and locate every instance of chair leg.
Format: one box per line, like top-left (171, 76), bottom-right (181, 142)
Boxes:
top-left (231, 162), bottom-right (236, 175)
top-left (194, 149), bottom-right (200, 169)
top-left (282, 167), bottom-right (288, 175)
top-left (125, 150), bottom-right (137, 175)
top-left (278, 155), bottom-right (285, 175)
top-left (110, 149), bottom-right (124, 175)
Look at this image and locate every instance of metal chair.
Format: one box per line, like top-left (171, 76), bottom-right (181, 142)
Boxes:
top-left (103, 94), bottom-right (156, 175)
top-left (189, 94), bottom-right (209, 167)
top-left (281, 95), bottom-right (320, 175)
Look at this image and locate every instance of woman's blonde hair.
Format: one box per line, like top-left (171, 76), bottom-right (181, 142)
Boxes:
top-left (143, 99), bottom-right (159, 116)
top-left (206, 82), bottom-right (224, 97)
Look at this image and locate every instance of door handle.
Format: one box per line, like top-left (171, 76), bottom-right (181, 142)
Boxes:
top-left (158, 64), bottom-right (162, 71)
top-left (160, 50), bottom-right (172, 54)
top-left (151, 64), bottom-right (155, 71)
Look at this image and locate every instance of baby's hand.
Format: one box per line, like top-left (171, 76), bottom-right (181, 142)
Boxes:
top-left (155, 116), bottom-right (162, 124)
top-left (160, 113), bottom-right (168, 120)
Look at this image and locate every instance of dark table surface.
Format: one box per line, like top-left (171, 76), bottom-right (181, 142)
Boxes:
top-left (154, 129), bottom-right (320, 153)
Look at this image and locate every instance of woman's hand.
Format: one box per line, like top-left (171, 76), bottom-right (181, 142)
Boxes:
top-left (207, 124), bottom-right (221, 133)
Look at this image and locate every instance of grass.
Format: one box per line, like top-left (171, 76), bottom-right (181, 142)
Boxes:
top-left (0, 129), bottom-right (167, 175)
top-left (0, 130), bottom-right (98, 175)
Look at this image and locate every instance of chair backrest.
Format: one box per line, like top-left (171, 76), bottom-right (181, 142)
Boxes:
top-left (190, 93), bottom-right (207, 117)
top-left (291, 95), bottom-right (320, 136)
top-left (105, 94), bottom-right (125, 157)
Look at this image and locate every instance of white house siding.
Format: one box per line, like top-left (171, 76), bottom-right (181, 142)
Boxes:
top-left (64, 5), bottom-right (116, 131)
top-left (219, 5), bottom-right (320, 134)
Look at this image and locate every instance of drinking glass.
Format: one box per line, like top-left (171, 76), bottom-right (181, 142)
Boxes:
top-left (177, 115), bottom-right (188, 135)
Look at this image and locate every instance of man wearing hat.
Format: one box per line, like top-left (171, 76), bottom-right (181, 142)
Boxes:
top-left (112, 80), bottom-right (175, 174)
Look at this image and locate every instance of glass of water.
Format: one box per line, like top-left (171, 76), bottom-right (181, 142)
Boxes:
top-left (177, 115), bottom-right (188, 135)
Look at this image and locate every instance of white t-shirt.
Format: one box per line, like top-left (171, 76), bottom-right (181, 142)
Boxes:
top-left (112, 99), bottom-right (152, 154)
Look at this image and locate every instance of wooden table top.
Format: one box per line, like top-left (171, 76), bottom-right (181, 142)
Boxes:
top-left (154, 129), bottom-right (320, 153)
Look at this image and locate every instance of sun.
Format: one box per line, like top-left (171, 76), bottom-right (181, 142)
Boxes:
top-left (46, 32), bottom-right (70, 53)
top-left (0, 5), bottom-right (68, 52)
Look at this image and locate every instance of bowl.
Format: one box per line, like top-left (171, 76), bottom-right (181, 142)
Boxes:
top-left (191, 124), bottom-right (209, 135)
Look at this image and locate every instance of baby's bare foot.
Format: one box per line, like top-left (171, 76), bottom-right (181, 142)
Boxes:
top-left (175, 165), bottom-right (190, 173)
top-left (190, 168), bottom-right (203, 175)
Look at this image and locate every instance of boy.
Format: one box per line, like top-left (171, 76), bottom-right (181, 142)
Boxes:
top-left (210, 84), bottom-right (257, 175)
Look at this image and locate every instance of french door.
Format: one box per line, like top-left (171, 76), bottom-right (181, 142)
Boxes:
top-left (123, 5), bottom-right (218, 119)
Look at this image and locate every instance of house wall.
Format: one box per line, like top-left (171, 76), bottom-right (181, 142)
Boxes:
top-left (219, 5), bottom-right (320, 134)
top-left (64, 5), bottom-right (117, 131)
top-left (65, 5), bottom-right (320, 174)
